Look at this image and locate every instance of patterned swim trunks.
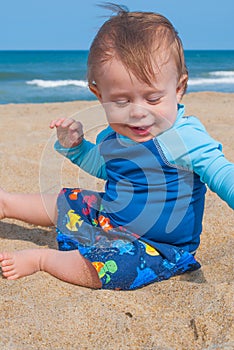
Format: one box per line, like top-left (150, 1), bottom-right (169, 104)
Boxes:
top-left (56, 188), bottom-right (200, 290)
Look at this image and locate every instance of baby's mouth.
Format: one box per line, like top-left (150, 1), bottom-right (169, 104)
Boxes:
top-left (129, 125), bottom-right (153, 135)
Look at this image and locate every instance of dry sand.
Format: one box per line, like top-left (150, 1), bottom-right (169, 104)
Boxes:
top-left (0, 92), bottom-right (233, 350)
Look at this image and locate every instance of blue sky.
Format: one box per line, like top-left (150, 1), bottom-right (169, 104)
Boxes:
top-left (1, 0), bottom-right (233, 50)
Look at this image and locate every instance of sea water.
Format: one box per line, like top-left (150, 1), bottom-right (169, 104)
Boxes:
top-left (0, 50), bottom-right (233, 104)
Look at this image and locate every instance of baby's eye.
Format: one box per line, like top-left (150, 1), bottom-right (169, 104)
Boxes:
top-left (114, 100), bottom-right (129, 107)
top-left (147, 97), bottom-right (161, 104)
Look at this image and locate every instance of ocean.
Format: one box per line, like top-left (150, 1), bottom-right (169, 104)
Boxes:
top-left (0, 50), bottom-right (233, 104)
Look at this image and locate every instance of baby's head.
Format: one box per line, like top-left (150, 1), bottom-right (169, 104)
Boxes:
top-left (88, 4), bottom-right (188, 96)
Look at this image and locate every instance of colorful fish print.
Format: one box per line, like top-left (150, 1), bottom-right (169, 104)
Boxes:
top-left (92, 260), bottom-right (118, 284)
top-left (91, 218), bottom-right (98, 226)
top-left (69, 189), bottom-right (82, 200)
top-left (66, 209), bottom-right (84, 231)
top-left (82, 194), bottom-right (97, 215)
top-left (98, 215), bottom-right (113, 232)
top-left (141, 242), bottom-right (160, 256)
top-left (112, 240), bottom-right (135, 255)
top-left (130, 267), bottom-right (157, 289)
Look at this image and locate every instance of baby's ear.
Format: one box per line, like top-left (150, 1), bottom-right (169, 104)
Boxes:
top-left (176, 75), bottom-right (188, 102)
top-left (89, 83), bottom-right (102, 101)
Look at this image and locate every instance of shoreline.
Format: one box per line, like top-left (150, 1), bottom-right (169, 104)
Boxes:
top-left (0, 90), bottom-right (233, 106)
top-left (0, 91), bottom-right (234, 349)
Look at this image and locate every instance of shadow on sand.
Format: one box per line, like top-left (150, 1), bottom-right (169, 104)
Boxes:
top-left (0, 220), bottom-right (57, 249)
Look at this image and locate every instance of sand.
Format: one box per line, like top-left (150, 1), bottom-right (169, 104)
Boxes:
top-left (0, 92), bottom-right (233, 350)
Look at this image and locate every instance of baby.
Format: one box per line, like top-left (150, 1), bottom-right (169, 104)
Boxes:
top-left (0, 5), bottom-right (233, 290)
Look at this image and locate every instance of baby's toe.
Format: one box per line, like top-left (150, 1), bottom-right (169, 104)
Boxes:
top-left (2, 269), bottom-right (18, 279)
top-left (1, 264), bottom-right (14, 272)
top-left (1, 256), bottom-right (14, 267)
top-left (0, 252), bottom-right (14, 262)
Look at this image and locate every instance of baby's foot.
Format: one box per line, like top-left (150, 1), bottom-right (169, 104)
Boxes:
top-left (0, 250), bottom-right (41, 280)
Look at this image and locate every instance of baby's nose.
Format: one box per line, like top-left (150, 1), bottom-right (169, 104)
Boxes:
top-left (129, 104), bottom-right (148, 119)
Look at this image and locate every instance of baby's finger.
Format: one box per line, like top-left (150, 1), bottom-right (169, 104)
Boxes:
top-left (49, 118), bottom-right (66, 128)
top-left (59, 118), bottom-right (77, 128)
top-left (69, 121), bottom-right (83, 131)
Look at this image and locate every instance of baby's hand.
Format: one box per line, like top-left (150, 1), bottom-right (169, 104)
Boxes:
top-left (50, 118), bottom-right (84, 148)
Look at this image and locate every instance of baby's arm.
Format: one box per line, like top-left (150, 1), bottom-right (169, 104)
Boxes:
top-left (198, 152), bottom-right (234, 209)
top-left (50, 118), bottom-right (107, 180)
top-left (185, 123), bottom-right (234, 209)
top-left (158, 116), bottom-right (234, 209)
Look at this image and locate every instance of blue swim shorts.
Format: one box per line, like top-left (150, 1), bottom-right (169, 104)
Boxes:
top-left (56, 188), bottom-right (200, 290)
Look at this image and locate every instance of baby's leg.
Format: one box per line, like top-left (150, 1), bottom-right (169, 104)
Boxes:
top-left (0, 188), bottom-right (57, 226)
top-left (0, 249), bottom-right (101, 289)
top-left (0, 188), bottom-right (102, 288)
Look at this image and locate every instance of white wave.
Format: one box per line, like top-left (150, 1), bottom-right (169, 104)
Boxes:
top-left (209, 71), bottom-right (234, 77)
top-left (26, 79), bottom-right (88, 88)
top-left (188, 75), bottom-right (234, 86)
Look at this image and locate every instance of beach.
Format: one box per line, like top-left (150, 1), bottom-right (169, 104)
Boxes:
top-left (0, 92), bottom-right (233, 349)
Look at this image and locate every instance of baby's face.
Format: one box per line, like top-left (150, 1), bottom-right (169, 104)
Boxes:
top-left (93, 57), bottom-right (184, 142)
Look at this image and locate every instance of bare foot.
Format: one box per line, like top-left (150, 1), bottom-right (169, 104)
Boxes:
top-left (0, 250), bottom-right (41, 280)
top-left (0, 249), bottom-right (102, 288)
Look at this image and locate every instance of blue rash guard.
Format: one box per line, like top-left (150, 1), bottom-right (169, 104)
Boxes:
top-left (55, 104), bottom-right (234, 254)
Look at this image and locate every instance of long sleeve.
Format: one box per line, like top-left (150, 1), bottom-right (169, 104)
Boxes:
top-left (200, 152), bottom-right (234, 208)
top-left (54, 126), bottom-right (113, 180)
top-left (157, 111), bottom-right (234, 209)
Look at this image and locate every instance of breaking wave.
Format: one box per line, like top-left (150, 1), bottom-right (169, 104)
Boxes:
top-left (26, 79), bottom-right (88, 88)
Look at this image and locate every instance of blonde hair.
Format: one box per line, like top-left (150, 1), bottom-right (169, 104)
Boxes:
top-left (88, 4), bottom-right (188, 94)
